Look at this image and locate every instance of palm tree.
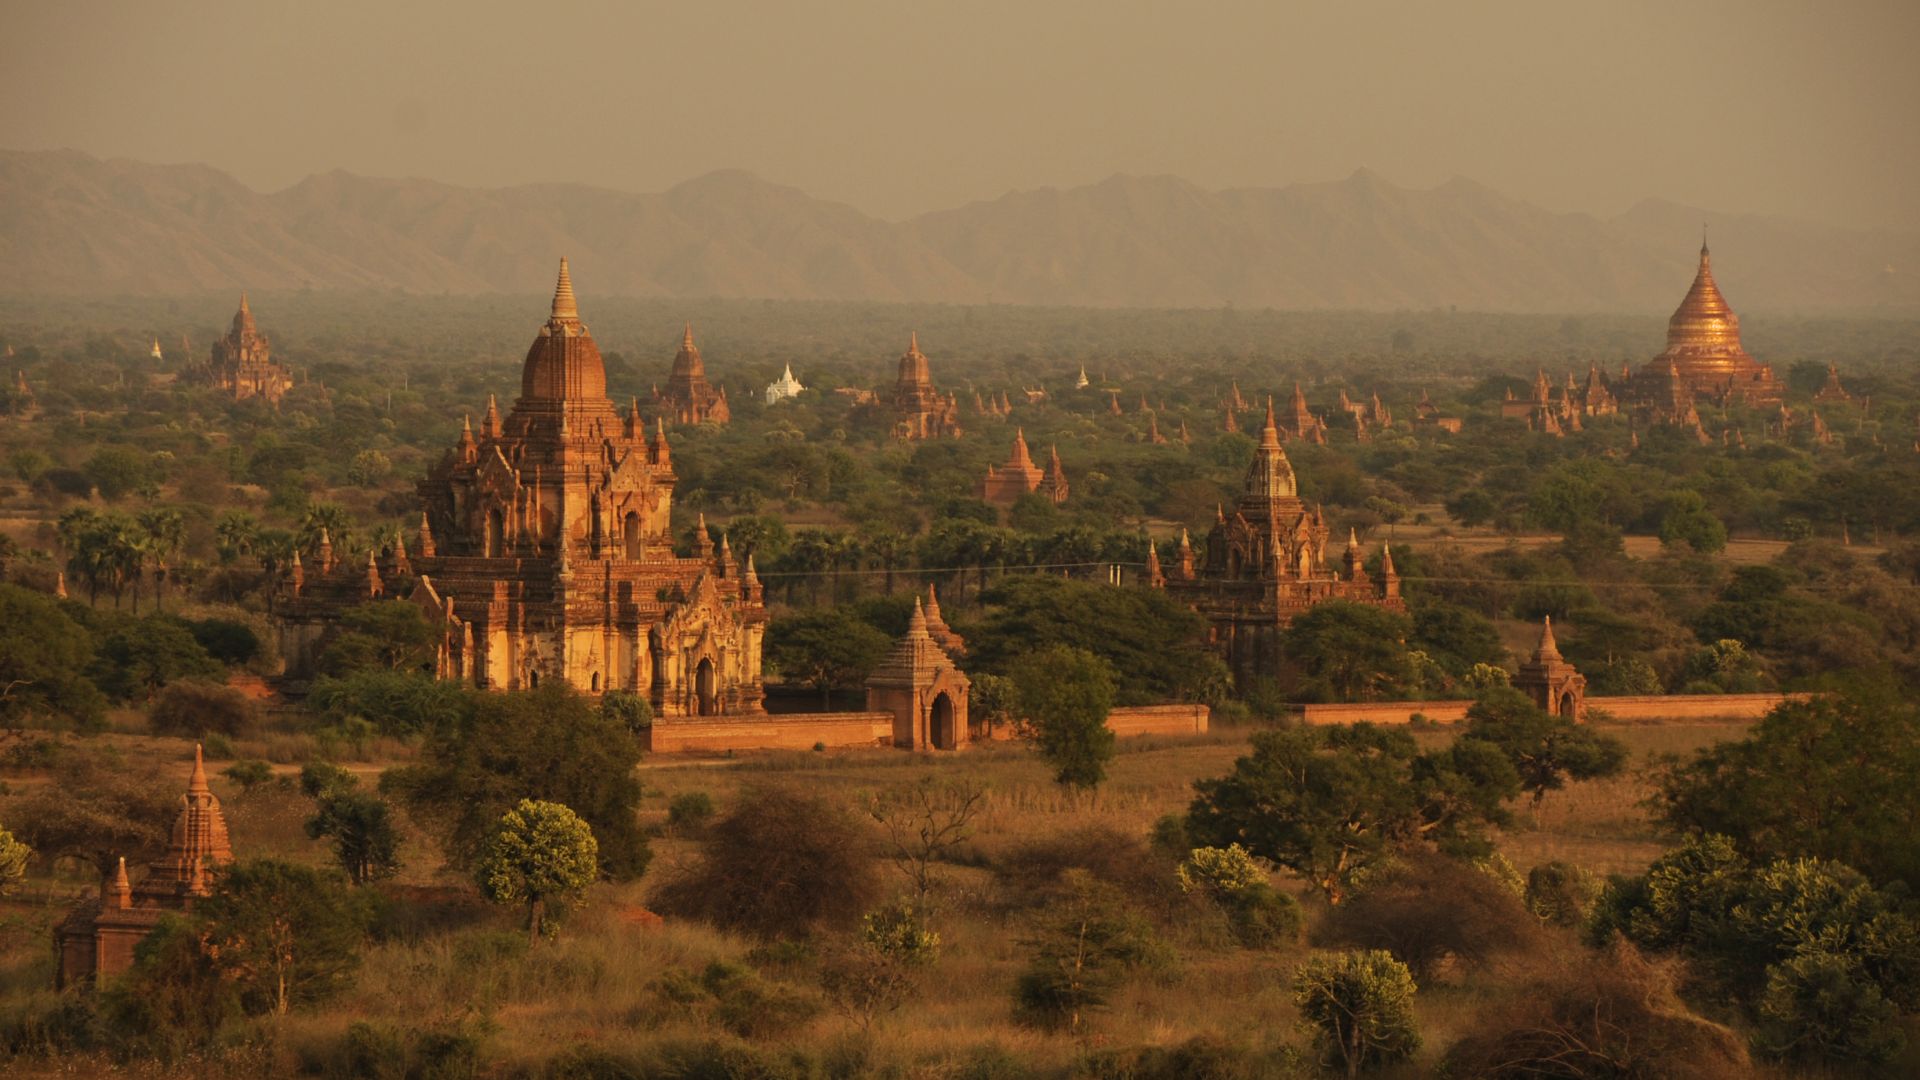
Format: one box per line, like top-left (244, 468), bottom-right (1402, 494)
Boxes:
top-left (299, 503), bottom-right (354, 555)
top-left (136, 507), bottom-right (185, 611)
top-left (215, 511), bottom-right (260, 565)
top-left (862, 528), bottom-right (911, 596)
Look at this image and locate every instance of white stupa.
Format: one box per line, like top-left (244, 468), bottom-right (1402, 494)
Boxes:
top-left (764, 363), bottom-right (805, 404)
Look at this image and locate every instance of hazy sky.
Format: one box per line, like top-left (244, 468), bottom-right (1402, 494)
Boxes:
top-left (3, 0), bottom-right (1916, 229)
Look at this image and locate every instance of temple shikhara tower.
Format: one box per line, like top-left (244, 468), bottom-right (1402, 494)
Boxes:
top-left (279, 260), bottom-right (767, 715)
top-left (1162, 400), bottom-right (1403, 684)
top-left (977, 429), bottom-right (1068, 508)
top-left (887, 333), bottom-right (961, 439)
top-left (1513, 617), bottom-right (1586, 719)
top-left (1626, 241), bottom-right (1780, 411)
top-left (207, 294), bottom-right (294, 403)
top-left (654, 324), bottom-right (730, 425)
top-left (57, 747), bottom-right (235, 987)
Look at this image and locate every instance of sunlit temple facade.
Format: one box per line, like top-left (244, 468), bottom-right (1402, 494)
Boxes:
top-left (279, 260), bottom-right (767, 716)
top-left (1161, 400), bottom-right (1403, 684)
top-left (1624, 241), bottom-right (1781, 412)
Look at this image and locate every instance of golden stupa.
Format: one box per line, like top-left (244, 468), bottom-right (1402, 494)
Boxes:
top-left (1632, 239), bottom-right (1781, 408)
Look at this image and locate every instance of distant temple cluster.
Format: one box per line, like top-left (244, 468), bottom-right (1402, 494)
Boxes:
top-left (978, 429), bottom-right (1068, 508)
top-left (1160, 400), bottom-right (1404, 684)
top-left (207, 294), bottom-right (294, 403)
top-left (56, 748), bottom-right (233, 988)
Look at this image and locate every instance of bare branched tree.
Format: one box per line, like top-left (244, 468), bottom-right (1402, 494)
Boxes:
top-left (867, 777), bottom-right (987, 908)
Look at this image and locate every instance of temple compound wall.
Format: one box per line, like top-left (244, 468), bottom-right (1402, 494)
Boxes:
top-left (1292, 693), bottom-right (1800, 727)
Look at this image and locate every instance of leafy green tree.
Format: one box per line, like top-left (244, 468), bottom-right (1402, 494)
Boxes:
top-left (220, 760), bottom-right (273, 793)
top-left (0, 583), bottom-right (107, 731)
top-left (383, 682), bottom-right (649, 879)
top-left (306, 788), bottom-right (403, 886)
top-left (967, 575), bottom-right (1226, 705)
top-left (84, 446), bottom-right (153, 501)
top-left (1292, 950), bottom-right (1421, 1077)
top-left (318, 600), bottom-right (442, 676)
top-left (345, 449), bottom-right (393, 487)
top-left (1659, 492), bottom-right (1728, 554)
top-left (1410, 602), bottom-right (1505, 675)
top-left (307, 670), bottom-right (471, 738)
top-left (1013, 869), bottom-right (1168, 1034)
top-left (1176, 844), bottom-right (1302, 948)
top-left (475, 799), bottom-right (600, 942)
top-left (0, 827), bottom-right (29, 896)
top-left (1283, 601), bottom-right (1417, 702)
top-left (99, 915), bottom-right (242, 1060)
top-left (214, 510), bottom-right (260, 565)
top-left (1187, 724), bottom-right (1519, 902)
top-left (765, 608), bottom-right (891, 708)
top-left (13, 751), bottom-right (176, 887)
top-left (1010, 645), bottom-right (1117, 791)
top-left (89, 615), bottom-right (221, 701)
top-left (196, 859), bottom-right (372, 1015)
top-left (1459, 686), bottom-right (1627, 806)
top-left (149, 679), bottom-right (259, 738)
top-left (968, 672), bottom-right (1017, 739)
top-left (1654, 685), bottom-right (1920, 891)
top-left (598, 688), bottom-right (653, 735)
top-left (134, 507), bottom-right (185, 610)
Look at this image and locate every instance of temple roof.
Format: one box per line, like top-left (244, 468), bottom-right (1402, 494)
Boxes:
top-left (520, 258), bottom-right (609, 403)
top-left (866, 598), bottom-right (966, 688)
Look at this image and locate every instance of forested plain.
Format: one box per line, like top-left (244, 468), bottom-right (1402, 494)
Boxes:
top-left (2, 293), bottom-right (1919, 1077)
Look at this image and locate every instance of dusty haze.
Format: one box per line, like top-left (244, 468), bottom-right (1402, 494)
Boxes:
top-left (1, 0), bottom-right (1915, 231)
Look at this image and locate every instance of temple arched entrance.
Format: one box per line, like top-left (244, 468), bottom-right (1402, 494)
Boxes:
top-left (929, 692), bottom-right (956, 750)
top-left (485, 509), bottom-right (505, 557)
top-left (623, 512), bottom-right (643, 558)
top-left (695, 658), bottom-right (717, 716)
top-left (1558, 690), bottom-right (1578, 719)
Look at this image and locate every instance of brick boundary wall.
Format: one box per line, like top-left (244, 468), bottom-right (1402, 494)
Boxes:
top-left (647, 703), bottom-right (1211, 754)
top-left (1293, 692), bottom-right (1803, 727)
top-left (647, 713), bottom-right (893, 753)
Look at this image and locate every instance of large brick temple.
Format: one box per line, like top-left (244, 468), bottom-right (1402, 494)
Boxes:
top-left (206, 294), bottom-right (294, 403)
top-left (653, 324), bottom-right (730, 425)
top-left (887, 333), bottom-right (961, 439)
top-left (1162, 399), bottom-right (1403, 684)
top-left (278, 260), bottom-right (767, 715)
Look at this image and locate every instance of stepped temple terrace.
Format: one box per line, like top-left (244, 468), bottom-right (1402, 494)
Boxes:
top-left (207, 293), bottom-right (293, 403)
top-left (1162, 399), bottom-right (1403, 683)
top-left (56, 747), bottom-right (234, 988)
top-left (977, 429), bottom-right (1068, 508)
top-left (278, 260), bottom-right (768, 715)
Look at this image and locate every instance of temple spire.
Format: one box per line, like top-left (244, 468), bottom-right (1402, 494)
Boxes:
top-left (1260, 396), bottom-right (1281, 449)
top-left (111, 856), bottom-right (132, 910)
top-left (1534, 615), bottom-right (1561, 660)
top-left (551, 257), bottom-right (579, 322)
top-left (682, 322), bottom-right (695, 351)
top-left (189, 743), bottom-right (209, 795)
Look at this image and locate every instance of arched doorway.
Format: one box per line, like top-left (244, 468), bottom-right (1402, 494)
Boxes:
top-left (485, 509), bottom-right (505, 557)
top-left (591, 672), bottom-right (601, 693)
top-left (695, 658), bottom-right (717, 716)
top-left (623, 512), bottom-right (643, 559)
top-left (1558, 691), bottom-right (1577, 719)
top-left (929, 692), bottom-right (956, 751)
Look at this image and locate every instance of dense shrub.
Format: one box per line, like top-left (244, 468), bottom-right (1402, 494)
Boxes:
top-left (1176, 844), bottom-right (1302, 948)
top-left (1291, 950), bottom-right (1420, 1076)
top-left (665, 791), bottom-right (715, 834)
top-left (651, 785), bottom-right (880, 939)
top-left (1441, 941), bottom-right (1751, 1079)
top-left (1013, 870), bottom-right (1171, 1033)
top-left (1084, 1035), bottom-right (1296, 1080)
top-left (1318, 853), bottom-right (1542, 981)
top-left (148, 679), bottom-right (259, 738)
top-left (1525, 860), bottom-right (1599, 926)
top-left (992, 822), bottom-right (1179, 916)
top-left (187, 616), bottom-right (262, 666)
top-left (645, 961), bottom-right (822, 1040)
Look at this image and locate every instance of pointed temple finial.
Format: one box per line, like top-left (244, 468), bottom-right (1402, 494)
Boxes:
top-left (239, 291), bottom-right (250, 313)
top-left (682, 322), bottom-right (695, 350)
top-left (551, 257), bottom-right (579, 321)
top-left (909, 596), bottom-right (929, 634)
top-left (925, 582), bottom-right (942, 620)
top-left (1347, 527), bottom-right (1359, 550)
top-left (908, 330), bottom-right (920, 355)
top-left (189, 743), bottom-right (209, 794)
top-left (111, 855), bottom-right (132, 909)
top-left (1536, 615), bottom-right (1561, 659)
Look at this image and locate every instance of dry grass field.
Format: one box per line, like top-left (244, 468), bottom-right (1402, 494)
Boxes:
top-left (4, 714), bottom-right (1851, 1078)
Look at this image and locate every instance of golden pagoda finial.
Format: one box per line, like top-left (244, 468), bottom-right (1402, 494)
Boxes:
top-left (682, 322), bottom-right (695, 351)
top-left (551, 257), bottom-right (579, 321)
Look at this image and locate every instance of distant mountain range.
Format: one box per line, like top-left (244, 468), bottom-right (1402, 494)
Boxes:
top-left (2, 148), bottom-right (1913, 312)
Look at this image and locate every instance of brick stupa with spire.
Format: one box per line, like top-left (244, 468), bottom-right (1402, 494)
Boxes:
top-left (655, 323), bottom-right (730, 425)
top-left (56, 744), bottom-right (236, 988)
